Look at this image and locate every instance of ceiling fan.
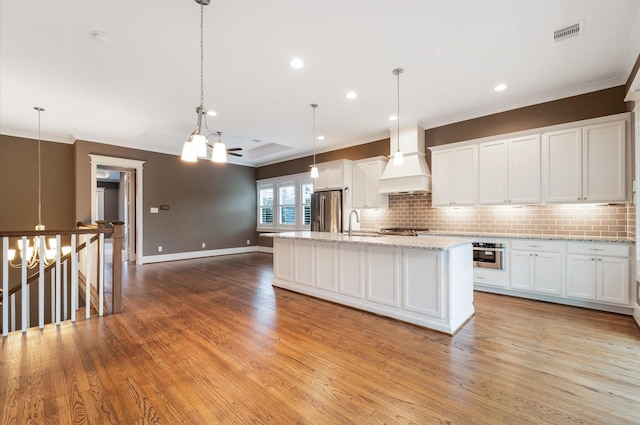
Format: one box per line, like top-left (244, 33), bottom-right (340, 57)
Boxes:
top-left (226, 147), bottom-right (243, 157)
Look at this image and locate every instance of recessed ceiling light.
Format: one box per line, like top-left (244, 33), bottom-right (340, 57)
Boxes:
top-left (290, 58), bottom-right (304, 69)
top-left (317, 136), bottom-right (325, 140)
top-left (389, 115), bottom-right (398, 121)
top-left (494, 83), bottom-right (507, 92)
top-left (346, 91), bottom-right (357, 99)
top-left (206, 110), bottom-right (217, 116)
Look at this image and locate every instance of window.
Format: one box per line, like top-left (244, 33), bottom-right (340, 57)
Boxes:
top-left (301, 181), bottom-right (313, 226)
top-left (257, 173), bottom-right (314, 231)
top-left (258, 185), bottom-right (274, 226)
top-left (279, 183), bottom-right (296, 225)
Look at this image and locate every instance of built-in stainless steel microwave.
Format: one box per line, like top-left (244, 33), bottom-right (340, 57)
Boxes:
top-left (472, 242), bottom-right (505, 270)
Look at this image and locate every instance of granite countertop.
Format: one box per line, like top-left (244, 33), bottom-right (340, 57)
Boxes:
top-left (261, 231), bottom-right (475, 251)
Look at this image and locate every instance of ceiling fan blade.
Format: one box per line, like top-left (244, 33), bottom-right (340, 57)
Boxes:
top-left (226, 147), bottom-right (243, 152)
top-left (228, 152), bottom-right (242, 157)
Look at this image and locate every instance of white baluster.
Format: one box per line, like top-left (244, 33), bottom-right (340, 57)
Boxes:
top-left (85, 234), bottom-right (91, 319)
top-left (99, 232), bottom-right (104, 316)
top-left (55, 234), bottom-right (61, 325)
top-left (50, 272), bottom-right (54, 323)
top-left (21, 236), bottom-right (27, 332)
top-left (63, 259), bottom-right (68, 321)
top-left (38, 235), bottom-right (45, 329)
top-left (2, 237), bottom-right (8, 336)
top-left (10, 293), bottom-right (16, 332)
top-left (71, 234), bottom-right (77, 322)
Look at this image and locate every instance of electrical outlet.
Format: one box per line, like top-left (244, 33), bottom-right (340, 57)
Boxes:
top-left (158, 245), bottom-right (163, 252)
top-left (202, 242), bottom-right (206, 248)
top-left (246, 239), bottom-right (250, 245)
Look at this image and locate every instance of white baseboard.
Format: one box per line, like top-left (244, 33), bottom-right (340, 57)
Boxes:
top-left (257, 246), bottom-right (273, 254)
top-left (634, 304), bottom-right (640, 328)
top-left (141, 246), bottom-right (258, 264)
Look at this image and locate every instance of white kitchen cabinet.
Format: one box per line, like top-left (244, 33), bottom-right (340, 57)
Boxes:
top-left (566, 242), bottom-right (631, 306)
top-left (478, 135), bottom-right (541, 205)
top-left (542, 119), bottom-right (626, 203)
top-left (430, 145), bottom-right (477, 206)
top-left (314, 159), bottom-right (353, 191)
top-left (473, 267), bottom-right (508, 289)
top-left (352, 157), bottom-right (389, 209)
top-left (510, 240), bottom-right (563, 295)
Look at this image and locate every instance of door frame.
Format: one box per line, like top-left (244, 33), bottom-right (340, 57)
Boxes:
top-left (89, 154), bottom-right (145, 265)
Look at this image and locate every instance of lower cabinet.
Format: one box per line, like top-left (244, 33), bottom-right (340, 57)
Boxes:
top-left (566, 242), bottom-right (630, 306)
top-left (510, 240), bottom-right (564, 295)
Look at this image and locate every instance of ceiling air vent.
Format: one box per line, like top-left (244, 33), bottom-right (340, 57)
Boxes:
top-left (554, 21), bottom-right (583, 42)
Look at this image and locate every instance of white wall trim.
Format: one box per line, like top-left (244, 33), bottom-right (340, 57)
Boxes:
top-left (142, 246), bottom-right (258, 264)
top-left (257, 246), bottom-right (274, 254)
top-left (89, 154), bottom-right (145, 266)
top-left (634, 302), bottom-right (640, 328)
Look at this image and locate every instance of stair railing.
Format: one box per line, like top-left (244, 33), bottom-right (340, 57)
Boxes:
top-left (1, 221), bottom-right (123, 335)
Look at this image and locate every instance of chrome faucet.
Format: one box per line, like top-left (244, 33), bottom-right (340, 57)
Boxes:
top-left (348, 210), bottom-right (359, 237)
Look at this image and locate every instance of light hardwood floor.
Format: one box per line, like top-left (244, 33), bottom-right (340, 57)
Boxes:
top-left (1, 252), bottom-right (638, 424)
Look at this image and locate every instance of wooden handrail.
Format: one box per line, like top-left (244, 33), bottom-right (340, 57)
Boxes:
top-left (3, 220), bottom-right (124, 315)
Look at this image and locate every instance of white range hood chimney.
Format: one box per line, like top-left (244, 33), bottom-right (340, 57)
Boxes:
top-left (378, 125), bottom-right (431, 194)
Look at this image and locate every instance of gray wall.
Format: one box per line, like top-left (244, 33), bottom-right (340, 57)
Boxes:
top-left (1, 137), bottom-right (257, 257)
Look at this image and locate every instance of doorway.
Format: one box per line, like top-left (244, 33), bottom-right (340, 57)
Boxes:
top-left (90, 155), bottom-right (145, 265)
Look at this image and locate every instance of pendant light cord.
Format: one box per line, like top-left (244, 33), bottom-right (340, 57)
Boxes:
top-left (311, 104), bottom-right (317, 166)
top-left (199, 0), bottom-right (204, 108)
top-left (36, 106), bottom-right (43, 227)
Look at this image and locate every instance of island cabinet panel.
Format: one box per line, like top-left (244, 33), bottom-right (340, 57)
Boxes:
top-left (315, 241), bottom-right (338, 292)
top-left (293, 239), bottom-right (314, 287)
top-left (339, 244), bottom-right (365, 299)
top-left (366, 246), bottom-right (400, 307)
top-left (274, 239), bottom-right (294, 282)
top-left (268, 233), bottom-right (475, 335)
top-left (403, 248), bottom-right (441, 318)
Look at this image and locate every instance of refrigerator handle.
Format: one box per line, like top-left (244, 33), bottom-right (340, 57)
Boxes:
top-left (319, 196), bottom-right (325, 231)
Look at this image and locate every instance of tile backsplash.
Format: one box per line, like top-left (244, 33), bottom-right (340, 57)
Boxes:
top-left (359, 192), bottom-right (636, 240)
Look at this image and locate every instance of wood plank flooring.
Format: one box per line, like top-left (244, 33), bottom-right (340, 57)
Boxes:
top-left (1, 252), bottom-right (638, 424)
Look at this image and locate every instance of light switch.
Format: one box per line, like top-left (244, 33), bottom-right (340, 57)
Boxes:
top-left (150, 207), bottom-right (159, 214)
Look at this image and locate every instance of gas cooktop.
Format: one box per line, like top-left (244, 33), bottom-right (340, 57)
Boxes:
top-left (378, 228), bottom-right (430, 236)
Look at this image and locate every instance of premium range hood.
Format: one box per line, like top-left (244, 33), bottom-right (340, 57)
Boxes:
top-left (378, 125), bottom-right (431, 194)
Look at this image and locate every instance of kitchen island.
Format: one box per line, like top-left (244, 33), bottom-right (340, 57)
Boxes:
top-left (263, 231), bottom-right (475, 335)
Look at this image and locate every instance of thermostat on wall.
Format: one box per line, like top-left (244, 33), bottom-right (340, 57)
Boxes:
top-left (160, 205), bottom-right (170, 210)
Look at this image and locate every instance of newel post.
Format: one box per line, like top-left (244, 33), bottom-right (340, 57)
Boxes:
top-left (111, 221), bottom-right (124, 313)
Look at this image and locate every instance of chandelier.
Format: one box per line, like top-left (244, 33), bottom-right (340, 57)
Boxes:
top-left (7, 107), bottom-right (71, 269)
top-left (181, 0), bottom-right (227, 164)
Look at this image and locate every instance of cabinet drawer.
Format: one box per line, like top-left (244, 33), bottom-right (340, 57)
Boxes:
top-left (474, 268), bottom-right (507, 288)
top-left (511, 239), bottom-right (564, 252)
top-left (566, 242), bottom-right (630, 257)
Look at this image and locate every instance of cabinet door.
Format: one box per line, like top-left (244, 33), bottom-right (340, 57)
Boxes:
top-left (510, 251), bottom-right (534, 291)
top-left (352, 162), bottom-right (366, 208)
top-left (339, 244), bottom-right (364, 298)
top-left (431, 150), bottom-right (452, 206)
top-left (532, 252), bottom-right (562, 295)
top-left (598, 256), bottom-right (630, 305)
top-left (566, 255), bottom-right (597, 300)
top-left (582, 120), bottom-right (626, 202)
top-left (543, 128), bottom-right (582, 202)
top-left (325, 163), bottom-right (344, 189)
top-left (364, 161), bottom-right (387, 208)
top-left (509, 135), bottom-right (541, 204)
top-left (478, 140), bottom-right (508, 204)
top-left (451, 145), bottom-right (477, 205)
top-left (366, 246), bottom-right (399, 307)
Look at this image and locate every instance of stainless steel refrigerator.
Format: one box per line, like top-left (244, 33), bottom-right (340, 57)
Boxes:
top-left (310, 189), bottom-right (342, 233)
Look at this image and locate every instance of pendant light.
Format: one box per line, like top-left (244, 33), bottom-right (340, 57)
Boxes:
top-left (310, 104), bottom-right (319, 179)
top-left (392, 68), bottom-right (404, 165)
top-left (7, 107), bottom-right (71, 268)
top-left (181, 0), bottom-right (227, 164)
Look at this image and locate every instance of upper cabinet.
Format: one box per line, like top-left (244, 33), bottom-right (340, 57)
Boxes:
top-left (431, 145), bottom-right (477, 206)
top-left (478, 135), bottom-right (541, 205)
top-left (542, 119), bottom-right (626, 203)
top-left (352, 157), bottom-right (389, 209)
top-left (314, 159), bottom-right (353, 191)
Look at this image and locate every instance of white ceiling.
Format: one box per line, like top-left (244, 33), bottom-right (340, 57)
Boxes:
top-left (1, 0), bottom-right (639, 167)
